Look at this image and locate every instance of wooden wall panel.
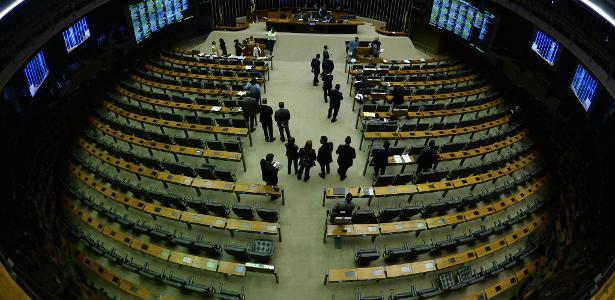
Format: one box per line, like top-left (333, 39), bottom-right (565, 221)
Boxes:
top-left (211, 0), bottom-right (414, 33)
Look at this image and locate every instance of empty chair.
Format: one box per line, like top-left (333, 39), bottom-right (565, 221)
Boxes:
top-left (224, 243), bottom-right (249, 261)
top-left (377, 207), bottom-right (402, 222)
top-left (204, 201), bottom-right (230, 217)
top-left (232, 204), bottom-right (255, 220)
top-left (355, 247), bottom-right (380, 266)
top-left (392, 173), bottom-right (414, 185)
top-left (256, 207), bottom-right (279, 222)
top-left (162, 271), bottom-right (186, 288)
top-left (215, 170), bottom-right (236, 182)
top-left (373, 174), bottom-right (396, 186)
top-left (399, 205), bottom-right (422, 219)
top-left (421, 201), bottom-right (449, 216)
top-left (223, 141), bottom-right (242, 153)
top-left (248, 239), bottom-right (275, 262)
top-left (232, 118), bottom-right (247, 129)
top-left (195, 165), bottom-right (216, 179)
top-left (362, 104), bottom-right (378, 112)
top-left (216, 118), bottom-right (233, 127)
top-left (351, 209), bottom-right (377, 224)
top-left (191, 236), bottom-right (222, 257)
top-left (207, 140), bottom-right (225, 151)
top-left (383, 243), bottom-right (413, 262)
top-left (381, 123), bottom-right (398, 132)
top-left (389, 286), bottom-right (418, 300)
top-left (183, 277), bottom-right (215, 295)
top-left (215, 286), bottom-right (245, 300)
top-left (376, 104), bottom-right (391, 112)
top-left (438, 271), bottom-right (457, 290)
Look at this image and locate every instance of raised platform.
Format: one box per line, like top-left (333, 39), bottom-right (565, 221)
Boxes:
top-left (265, 19), bottom-right (363, 34)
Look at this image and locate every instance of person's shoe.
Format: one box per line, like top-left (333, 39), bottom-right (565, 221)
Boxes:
top-left (340, 175), bottom-right (347, 181)
top-left (327, 169), bottom-right (330, 174)
top-left (280, 138), bottom-right (285, 142)
top-left (313, 83), bottom-right (319, 86)
top-left (319, 173), bottom-right (325, 178)
top-left (270, 137), bottom-right (276, 142)
top-left (297, 176), bottom-right (302, 180)
top-left (327, 115), bottom-right (331, 119)
top-left (250, 128), bottom-right (256, 132)
top-left (304, 177), bottom-right (309, 182)
top-left (331, 119), bottom-right (337, 122)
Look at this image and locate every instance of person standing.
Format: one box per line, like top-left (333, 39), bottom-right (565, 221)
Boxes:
top-left (244, 78), bottom-right (261, 103)
top-left (297, 140), bottom-right (317, 182)
top-left (327, 84), bottom-right (343, 122)
top-left (322, 58), bottom-right (334, 74)
top-left (259, 99), bottom-right (275, 142)
top-left (260, 153), bottom-right (279, 186)
top-left (416, 140), bottom-right (438, 174)
top-left (371, 37), bottom-right (381, 58)
top-left (372, 140), bottom-right (391, 178)
top-left (285, 137), bottom-right (299, 175)
top-left (240, 97), bottom-right (259, 132)
top-left (211, 41), bottom-right (221, 56)
top-left (321, 71), bottom-right (333, 103)
top-left (234, 39), bottom-right (243, 56)
top-left (348, 37), bottom-right (359, 58)
top-left (267, 27), bottom-right (277, 54)
top-left (323, 45), bottom-right (330, 61)
top-left (311, 54), bottom-right (321, 86)
top-left (336, 136), bottom-right (356, 180)
top-left (252, 43), bottom-right (262, 57)
top-left (219, 38), bottom-right (228, 56)
top-left (317, 136), bottom-right (334, 178)
top-left (274, 102), bottom-right (291, 142)
top-left (391, 85), bottom-right (405, 107)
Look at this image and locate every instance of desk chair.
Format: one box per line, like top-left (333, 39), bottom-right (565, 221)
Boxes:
top-left (183, 277), bottom-right (216, 295)
top-left (355, 246), bottom-right (380, 266)
top-left (215, 286), bottom-right (245, 300)
top-left (351, 209), bottom-right (377, 224)
top-left (256, 207), bottom-right (279, 222)
top-left (224, 243), bottom-right (249, 261)
top-left (248, 239), bottom-right (274, 262)
top-left (192, 236), bottom-right (222, 257)
top-left (205, 201), bottom-right (230, 217)
top-left (392, 173), bottom-right (414, 185)
top-left (232, 204), bottom-right (255, 220)
top-left (377, 207), bottom-right (402, 222)
top-left (383, 242), bottom-right (413, 262)
top-left (373, 174), bottom-right (396, 187)
top-left (389, 286), bottom-right (418, 300)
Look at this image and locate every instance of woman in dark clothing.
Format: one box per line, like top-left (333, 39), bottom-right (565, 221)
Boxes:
top-left (234, 39), bottom-right (243, 56)
top-left (297, 140), bottom-right (317, 182)
top-left (219, 38), bottom-right (227, 56)
top-left (285, 137), bottom-right (299, 175)
top-left (317, 136), bottom-right (334, 178)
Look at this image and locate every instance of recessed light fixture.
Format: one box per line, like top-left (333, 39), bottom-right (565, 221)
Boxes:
top-left (0, 0), bottom-right (26, 21)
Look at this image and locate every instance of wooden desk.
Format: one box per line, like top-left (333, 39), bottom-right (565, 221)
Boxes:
top-left (234, 183), bottom-right (284, 204)
top-left (435, 250), bottom-right (477, 269)
top-left (159, 55), bottom-right (269, 73)
top-left (226, 219), bottom-right (281, 241)
top-left (485, 275), bottom-right (518, 299)
top-left (217, 261), bottom-right (247, 277)
top-left (322, 186), bottom-right (373, 206)
top-left (179, 211), bottom-right (227, 229)
top-left (326, 268), bottom-right (358, 284)
top-left (379, 220), bottom-right (427, 235)
top-left (357, 267), bottom-right (386, 281)
top-left (266, 18), bottom-right (364, 34)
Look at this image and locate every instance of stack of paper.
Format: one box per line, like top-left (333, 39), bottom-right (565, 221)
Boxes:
top-left (402, 154), bottom-right (412, 163)
top-left (236, 91), bottom-right (247, 96)
top-left (245, 65), bottom-right (253, 70)
top-left (365, 112), bottom-right (377, 118)
top-left (211, 106), bottom-right (222, 112)
top-left (403, 59), bottom-right (411, 63)
top-left (393, 155), bottom-right (403, 164)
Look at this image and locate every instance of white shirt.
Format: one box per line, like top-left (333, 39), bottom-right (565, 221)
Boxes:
top-left (267, 30), bottom-right (277, 41)
top-left (211, 45), bottom-right (220, 56)
top-left (253, 46), bottom-right (261, 57)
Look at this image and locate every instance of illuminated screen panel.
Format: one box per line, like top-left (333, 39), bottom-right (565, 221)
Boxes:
top-left (571, 64), bottom-right (598, 112)
top-left (63, 17), bottom-right (91, 53)
top-left (23, 51), bottom-right (49, 97)
top-left (429, 0), bottom-right (495, 52)
top-left (531, 30), bottom-right (560, 66)
top-left (128, 0), bottom-right (189, 43)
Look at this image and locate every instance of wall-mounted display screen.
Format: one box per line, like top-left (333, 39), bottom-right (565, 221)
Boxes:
top-left (63, 17), bottom-right (91, 53)
top-left (429, 0), bottom-right (496, 52)
top-left (23, 51), bottom-right (49, 97)
top-left (531, 30), bottom-right (559, 66)
top-left (128, 0), bottom-right (190, 43)
top-left (571, 64), bottom-right (598, 112)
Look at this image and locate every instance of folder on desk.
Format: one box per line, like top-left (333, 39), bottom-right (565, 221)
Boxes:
top-left (402, 154), bottom-right (412, 163)
top-left (333, 187), bottom-right (346, 195)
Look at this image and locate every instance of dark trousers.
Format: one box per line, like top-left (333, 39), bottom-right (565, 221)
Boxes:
top-left (267, 40), bottom-right (275, 53)
top-left (244, 114), bottom-right (256, 131)
top-left (313, 70), bottom-right (320, 85)
top-left (416, 163), bottom-right (431, 174)
top-left (323, 86), bottom-right (331, 102)
top-left (277, 122), bottom-right (291, 141)
top-left (374, 165), bottom-right (386, 176)
top-left (265, 178), bottom-right (278, 186)
top-left (319, 162), bottom-right (330, 176)
top-left (337, 165), bottom-right (350, 178)
top-left (328, 106), bottom-right (340, 120)
top-left (287, 158), bottom-right (298, 174)
top-left (261, 121), bottom-right (274, 141)
top-left (297, 165), bottom-right (312, 180)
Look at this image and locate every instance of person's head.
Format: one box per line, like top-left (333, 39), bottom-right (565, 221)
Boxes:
top-left (335, 84), bottom-right (341, 90)
top-left (250, 78), bottom-right (257, 85)
top-left (304, 140), bottom-right (313, 152)
top-left (279, 102), bottom-right (285, 108)
top-left (345, 136), bottom-right (351, 145)
top-left (320, 136), bottom-right (328, 144)
top-left (316, 53), bottom-right (320, 59)
top-left (383, 140), bottom-right (390, 149)
top-left (234, 39), bottom-right (239, 43)
top-left (354, 37), bottom-right (359, 42)
top-left (266, 153), bottom-right (274, 162)
top-left (212, 41), bottom-right (216, 45)
top-left (288, 137), bottom-right (295, 145)
top-left (345, 193), bottom-right (353, 203)
top-left (219, 38), bottom-right (224, 43)
top-left (324, 45), bottom-right (328, 50)
top-left (262, 98), bottom-right (267, 105)
top-left (374, 36), bottom-right (379, 41)
top-left (250, 36), bottom-right (254, 40)
top-left (428, 140), bottom-right (436, 147)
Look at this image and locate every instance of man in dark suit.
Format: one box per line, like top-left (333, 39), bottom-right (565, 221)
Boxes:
top-left (372, 140), bottom-right (391, 178)
top-left (322, 45), bottom-right (330, 60)
top-left (321, 71), bottom-right (333, 103)
top-left (259, 99), bottom-right (275, 142)
top-left (322, 58), bottom-right (334, 74)
top-left (416, 140), bottom-right (438, 173)
top-left (330, 193), bottom-right (356, 222)
top-left (336, 136), bottom-right (356, 180)
top-left (317, 135), bottom-right (334, 178)
top-left (311, 54), bottom-right (321, 86)
top-left (274, 102), bottom-right (291, 142)
top-left (260, 153), bottom-right (280, 199)
top-left (391, 85), bottom-right (405, 107)
top-left (327, 84), bottom-right (343, 122)
top-left (240, 97), bottom-right (259, 132)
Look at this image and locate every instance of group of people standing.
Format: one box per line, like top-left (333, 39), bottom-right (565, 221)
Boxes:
top-left (261, 136), bottom-right (357, 189)
top-left (311, 45), bottom-right (345, 122)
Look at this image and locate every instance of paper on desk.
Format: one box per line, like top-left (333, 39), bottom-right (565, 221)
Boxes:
top-left (380, 49), bottom-right (384, 53)
top-left (236, 91), bottom-right (247, 96)
top-left (403, 59), bottom-right (411, 63)
top-left (365, 112), bottom-right (376, 117)
top-left (211, 106), bottom-right (222, 111)
top-left (382, 60), bottom-right (388, 63)
top-left (393, 155), bottom-right (403, 164)
top-left (402, 154), bottom-right (412, 163)
top-left (245, 65), bottom-right (253, 70)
